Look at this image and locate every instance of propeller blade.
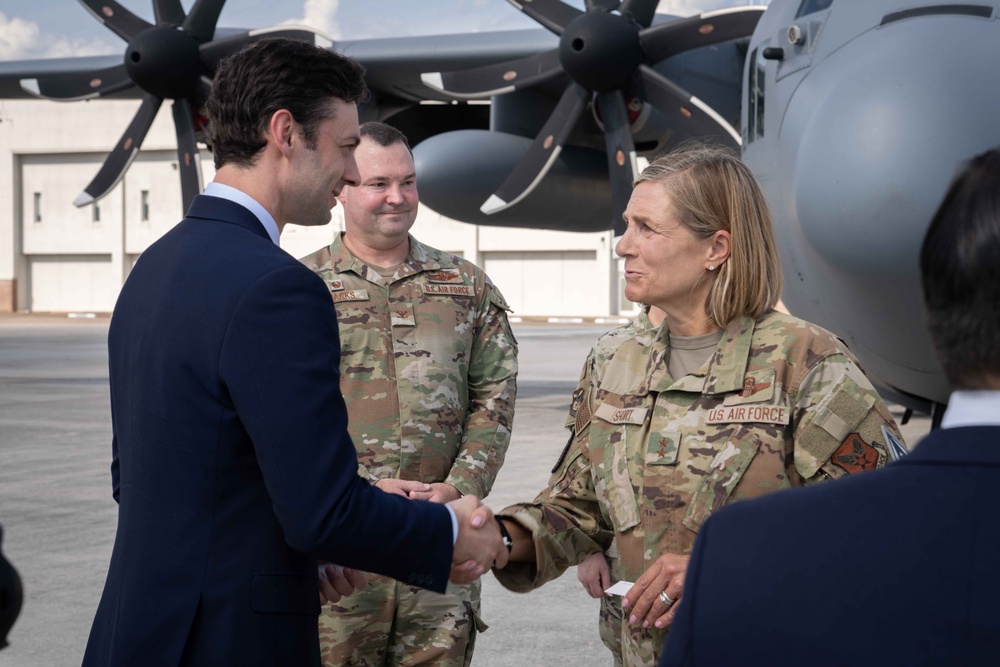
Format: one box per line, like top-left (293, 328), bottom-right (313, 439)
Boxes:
top-left (585, 0), bottom-right (620, 11)
top-left (172, 98), bottom-right (203, 212)
top-left (481, 83), bottom-right (590, 215)
top-left (636, 64), bottom-right (740, 147)
top-left (619, 0), bottom-right (660, 28)
top-left (421, 50), bottom-right (563, 100)
top-left (74, 93), bottom-right (162, 207)
top-left (641, 6), bottom-right (767, 64)
top-left (19, 64), bottom-right (133, 101)
top-left (506, 0), bottom-right (583, 36)
top-left (184, 0), bottom-right (226, 43)
top-left (596, 91), bottom-right (638, 236)
top-left (153, 0), bottom-right (186, 26)
top-left (77, 0), bottom-right (153, 42)
top-left (200, 26), bottom-right (334, 70)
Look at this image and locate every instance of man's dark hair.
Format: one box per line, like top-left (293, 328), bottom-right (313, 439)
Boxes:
top-left (920, 148), bottom-right (1000, 388)
top-left (206, 38), bottom-right (368, 169)
top-left (359, 121), bottom-right (412, 155)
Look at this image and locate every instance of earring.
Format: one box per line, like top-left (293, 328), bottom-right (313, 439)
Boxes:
top-left (709, 265), bottom-right (715, 271)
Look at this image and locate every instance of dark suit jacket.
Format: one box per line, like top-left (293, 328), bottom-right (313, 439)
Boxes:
top-left (661, 425), bottom-right (1000, 667)
top-left (83, 195), bottom-right (452, 666)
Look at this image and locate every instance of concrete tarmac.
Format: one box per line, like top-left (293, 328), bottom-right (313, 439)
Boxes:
top-left (0, 317), bottom-right (931, 666)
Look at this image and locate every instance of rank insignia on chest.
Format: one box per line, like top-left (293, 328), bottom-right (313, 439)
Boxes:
top-left (425, 268), bottom-right (465, 284)
top-left (326, 279), bottom-right (345, 292)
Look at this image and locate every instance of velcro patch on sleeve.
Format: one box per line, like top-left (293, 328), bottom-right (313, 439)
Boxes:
top-left (830, 432), bottom-right (882, 474)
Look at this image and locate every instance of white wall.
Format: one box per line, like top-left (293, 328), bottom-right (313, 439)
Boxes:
top-left (1, 98), bottom-right (630, 317)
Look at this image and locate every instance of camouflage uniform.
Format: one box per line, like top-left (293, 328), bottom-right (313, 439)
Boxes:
top-left (496, 310), bottom-right (903, 667)
top-left (300, 233), bottom-right (518, 667)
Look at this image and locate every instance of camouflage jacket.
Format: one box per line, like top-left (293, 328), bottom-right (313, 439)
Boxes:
top-left (299, 234), bottom-right (518, 498)
top-left (495, 311), bottom-right (903, 664)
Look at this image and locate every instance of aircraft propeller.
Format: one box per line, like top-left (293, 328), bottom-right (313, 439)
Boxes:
top-left (19, 0), bottom-right (329, 212)
top-left (421, 0), bottom-right (764, 233)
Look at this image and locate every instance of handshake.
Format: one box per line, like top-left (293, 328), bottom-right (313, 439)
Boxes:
top-left (448, 495), bottom-right (511, 585)
top-left (318, 495), bottom-right (514, 605)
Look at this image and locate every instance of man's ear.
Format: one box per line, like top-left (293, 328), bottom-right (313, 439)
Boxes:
top-left (268, 109), bottom-right (296, 159)
top-left (707, 230), bottom-right (732, 268)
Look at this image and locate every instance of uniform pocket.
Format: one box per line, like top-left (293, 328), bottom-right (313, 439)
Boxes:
top-left (682, 428), bottom-right (762, 533)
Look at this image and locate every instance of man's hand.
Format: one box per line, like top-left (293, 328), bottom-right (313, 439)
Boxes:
top-left (447, 496), bottom-right (506, 582)
top-left (408, 483), bottom-right (462, 503)
top-left (577, 552), bottom-right (611, 599)
top-left (317, 563), bottom-right (367, 606)
top-left (375, 478), bottom-right (431, 497)
top-left (621, 553), bottom-right (689, 629)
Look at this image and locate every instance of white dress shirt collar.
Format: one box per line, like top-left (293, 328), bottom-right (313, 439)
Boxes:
top-left (203, 182), bottom-right (280, 246)
top-left (940, 390), bottom-right (1000, 429)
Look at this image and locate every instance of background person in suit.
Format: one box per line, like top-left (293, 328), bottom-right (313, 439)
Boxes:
top-left (657, 147), bottom-right (1000, 666)
top-left (82, 38), bottom-right (505, 667)
top-left (0, 524), bottom-right (22, 650)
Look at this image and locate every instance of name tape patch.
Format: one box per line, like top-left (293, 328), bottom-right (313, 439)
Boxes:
top-left (332, 289), bottom-right (369, 303)
top-left (705, 404), bottom-right (790, 426)
top-left (423, 284), bottom-right (474, 297)
top-left (594, 403), bottom-right (649, 425)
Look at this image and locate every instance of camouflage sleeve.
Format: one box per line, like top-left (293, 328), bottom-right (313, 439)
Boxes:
top-left (445, 283), bottom-right (518, 498)
top-left (493, 356), bottom-right (611, 592)
top-left (790, 353), bottom-right (905, 484)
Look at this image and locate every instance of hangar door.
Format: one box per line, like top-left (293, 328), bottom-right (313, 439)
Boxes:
top-left (28, 255), bottom-right (117, 313)
top-left (481, 250), bottom-right (599, 317)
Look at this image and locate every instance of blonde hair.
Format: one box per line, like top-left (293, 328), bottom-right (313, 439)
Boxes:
top-left (635, 144), bottom-right (783, 328)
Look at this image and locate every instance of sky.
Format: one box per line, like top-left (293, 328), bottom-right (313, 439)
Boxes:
top-left (0, 0), bottom-right (754, 61)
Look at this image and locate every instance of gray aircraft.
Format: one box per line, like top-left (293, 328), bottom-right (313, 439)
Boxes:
top-left (1, 0), bottom-right (997, 422)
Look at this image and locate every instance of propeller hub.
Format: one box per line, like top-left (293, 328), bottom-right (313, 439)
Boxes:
top-left (559, 12), bottom-right (643, 93)
top-left (125, 27), bottom-right (206, 100)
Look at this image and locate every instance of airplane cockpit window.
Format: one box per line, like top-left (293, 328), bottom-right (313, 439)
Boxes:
top-left (747, 48), bottom-right (757, 142)
top-left (796, 0), bottom-right (833, 17)
top-left (751, 48), bottom-right (766, 141)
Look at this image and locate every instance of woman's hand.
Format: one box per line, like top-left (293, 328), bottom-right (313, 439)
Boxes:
top-left (577, 552), bottom-right (611, 599)
top-left (621, 553), bottom-right (689, 629)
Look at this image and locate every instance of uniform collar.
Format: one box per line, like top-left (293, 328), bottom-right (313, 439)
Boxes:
top-left (648, 315), bottom-right (754, 395)
top-left (941, 391), bottom-right (1000, 428)
top-left (329, 233), bottom-right (442, 284)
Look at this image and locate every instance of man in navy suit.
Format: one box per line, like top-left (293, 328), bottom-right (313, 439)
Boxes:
top-left (83, 39), bottom-right (506, 667)
top-left (652, 149), bottom-right (1000, 666)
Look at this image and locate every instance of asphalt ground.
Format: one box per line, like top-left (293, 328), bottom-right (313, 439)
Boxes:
top-left (0, 317), bottom-right (931, 666)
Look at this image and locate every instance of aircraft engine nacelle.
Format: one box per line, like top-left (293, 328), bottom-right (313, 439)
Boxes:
top-left (745, 0), bottom-right (1000, 409)
top-left (412, 129), bottom-right (613, 232)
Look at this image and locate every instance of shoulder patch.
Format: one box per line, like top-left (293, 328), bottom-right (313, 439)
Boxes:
top-left (831, 433), bottom-right (881, 474)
